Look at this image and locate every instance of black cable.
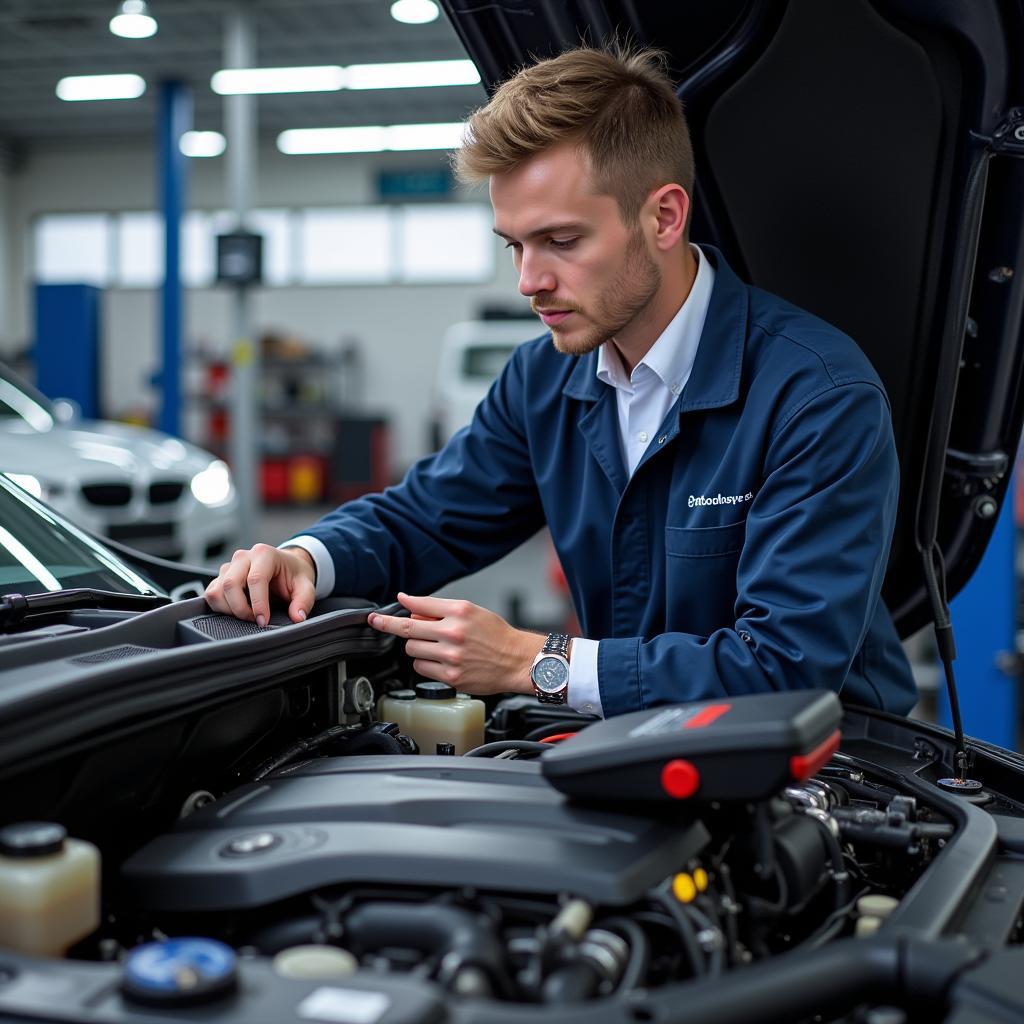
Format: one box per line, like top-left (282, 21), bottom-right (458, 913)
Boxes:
top-left (681, 901), bottom-right (725, 976)
top-left (464, 739), bottom-right (550, 758)
top-left (650, 891), bottom-right (704, 978)
top-left (523, 720), bottom-right (589, 742)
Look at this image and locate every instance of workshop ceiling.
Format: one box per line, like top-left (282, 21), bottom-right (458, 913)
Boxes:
top-left (0, 0), bottom-right (484, 148)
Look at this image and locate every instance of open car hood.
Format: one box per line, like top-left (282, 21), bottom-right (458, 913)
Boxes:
top-left (441, 0), bottom-right (1024, 636)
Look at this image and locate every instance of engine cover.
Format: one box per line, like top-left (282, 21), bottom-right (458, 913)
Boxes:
top-left (121, 756), bottom-right (709, 912)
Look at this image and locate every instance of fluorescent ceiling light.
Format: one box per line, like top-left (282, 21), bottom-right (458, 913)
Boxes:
top-left (390, 0), bottom-right (440, 24)
top-left (56, 74), bottom-right (146, 101)
top-left (109, 0), bottom-right (157, 39)
top-left (346, 59), bottom-right (480, 90)
top-left (211, 65), bottom-right (344, 95)
top-left (387, 122), bottom-right (466, 150)
top-left (277, 122), bottom-right (463, 155)
top-left (180, 131), bottom-right (226, 158)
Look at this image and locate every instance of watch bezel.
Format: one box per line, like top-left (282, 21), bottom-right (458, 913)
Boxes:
top-left (530, 652), bottom-right (570, 693)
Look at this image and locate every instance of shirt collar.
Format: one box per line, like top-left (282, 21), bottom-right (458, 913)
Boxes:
top-left (596, 243), bottom-right (715, 394)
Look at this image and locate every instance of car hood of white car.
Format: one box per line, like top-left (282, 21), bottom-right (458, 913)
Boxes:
top-left (0, 419), bottom-right (217, 484)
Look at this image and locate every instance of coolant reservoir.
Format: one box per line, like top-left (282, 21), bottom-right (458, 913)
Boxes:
top-left (407, 681), bottom-right (485, 755)
top-left (0, 822), bottom-right (100, 956)
top-left (377, 688), bottom-right (417, 737)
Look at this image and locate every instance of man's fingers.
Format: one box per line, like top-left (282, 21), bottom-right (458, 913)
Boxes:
top-left (287, 574), bottom-right (316, 623)
top-left (397, 592), bottom-right (463, 618)
top-left (368, 611), bottom-right (444, 639)
top-left (411, 658), bottom-right (450, 685)
top-left (245, 545), bottom-right (281, 628)
top-left (404, 638), bottom-right (459, 663)
top-left (218, 564), bottom-right (256, 621)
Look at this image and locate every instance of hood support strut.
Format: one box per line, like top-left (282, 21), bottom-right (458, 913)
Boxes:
top-left (917, 110), bottom-right (1024, 780)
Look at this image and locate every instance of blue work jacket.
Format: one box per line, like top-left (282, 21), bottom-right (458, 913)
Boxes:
top-left (305, 247), bottom-right (917, 716)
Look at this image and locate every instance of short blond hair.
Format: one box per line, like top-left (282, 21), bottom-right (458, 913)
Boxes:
top-left (454, 45), bottom-right (694, 227)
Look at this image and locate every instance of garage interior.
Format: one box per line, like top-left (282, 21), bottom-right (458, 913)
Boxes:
top-left (0, 0), bottom-right (1017, 746)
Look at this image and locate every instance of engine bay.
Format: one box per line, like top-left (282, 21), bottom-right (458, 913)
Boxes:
top-left (0, 604), bottom-right (1022, 1023)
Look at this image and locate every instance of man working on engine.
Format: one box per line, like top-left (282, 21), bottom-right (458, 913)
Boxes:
top-left (205, 46), bottom-right (917, 718)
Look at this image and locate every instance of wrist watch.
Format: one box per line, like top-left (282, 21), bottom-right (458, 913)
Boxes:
top-left (530, 633), bottom-right (571, 704)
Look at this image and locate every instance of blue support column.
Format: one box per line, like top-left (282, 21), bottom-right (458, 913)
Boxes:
top-left (34, 284), bottom-right (101, 416)
top-left (157, 80), bottom-right (192, 437)
top-left (939, 478), bottom-right (1018, 750)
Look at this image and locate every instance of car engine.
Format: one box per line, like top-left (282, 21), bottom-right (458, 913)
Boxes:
top-left (71, 689), bottom-right (957, 1015)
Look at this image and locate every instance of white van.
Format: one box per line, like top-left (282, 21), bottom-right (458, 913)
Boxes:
top-left (430, 319), bottom-right (538, 447)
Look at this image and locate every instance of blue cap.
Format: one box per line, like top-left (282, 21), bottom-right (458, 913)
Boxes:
top-left (122, 938), bottom-right (237, 1005)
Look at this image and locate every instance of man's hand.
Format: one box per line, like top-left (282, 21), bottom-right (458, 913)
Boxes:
top-left (204, 544), bottom-right (317, 626)
top-left (368, 593), bottom-right (544, 696)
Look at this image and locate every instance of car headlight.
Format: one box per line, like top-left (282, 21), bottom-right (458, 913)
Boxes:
top-left (4, 473), bottom-right (43, 499)
top-left (190, 461), bottom-right (234, 507)
top-left (2, 473), bottom-right (63, 502)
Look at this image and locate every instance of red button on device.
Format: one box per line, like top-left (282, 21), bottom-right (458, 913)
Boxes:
top-left (661, 758), bottom-right (700, 799)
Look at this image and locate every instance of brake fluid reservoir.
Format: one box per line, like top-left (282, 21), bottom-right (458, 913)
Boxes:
top-left (0, 822), bottom-right (100, 956)
top-left (377, 688), bottom-right (417, 737)
top-left (408, 681), bottom-right (485, 755)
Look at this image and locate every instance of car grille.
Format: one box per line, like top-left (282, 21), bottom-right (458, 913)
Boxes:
top-left (107, 522), bottom-right (175, 541)
top-left (81, 483), bottom-right (132, 507)
top-left (149, 481), bottom-right (185, 504)
top-left (71, 645), bottom-right (157, 664)
top-left (190, 615), bottom-right (268, 640)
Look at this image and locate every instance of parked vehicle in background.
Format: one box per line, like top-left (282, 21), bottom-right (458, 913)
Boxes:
top-left (0, 362), bottom-right (237, 565)
top-left (430, 318), bottom-right (536, 446)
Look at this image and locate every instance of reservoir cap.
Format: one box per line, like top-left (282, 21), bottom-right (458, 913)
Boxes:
top-left (415, 681), bottom-right (456, 700)
top-left (122, 938), bottom-right (237, 1006)
top-left (388, 689), bottom-right (417, 701)
top-left (0, 822), bottom-right (66, 858)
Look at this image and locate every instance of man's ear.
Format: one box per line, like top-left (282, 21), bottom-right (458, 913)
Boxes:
top-left (648, 183), bottom-right (689, 251)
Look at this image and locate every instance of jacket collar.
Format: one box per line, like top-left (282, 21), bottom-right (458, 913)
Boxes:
top-left (562, 244), bottom-right (747, 413)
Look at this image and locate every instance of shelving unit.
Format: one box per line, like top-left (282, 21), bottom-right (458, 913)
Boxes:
top-left (187, 343), bottom-right (390, 504)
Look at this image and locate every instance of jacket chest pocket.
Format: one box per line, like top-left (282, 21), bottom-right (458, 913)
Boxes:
top-left (664, 520), bottom-right (746, 636)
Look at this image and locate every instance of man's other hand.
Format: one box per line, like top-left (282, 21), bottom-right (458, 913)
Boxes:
top-left (367, 592), bottom-right (543, 696)
top-left (204, 544), bottom-right (317, 626)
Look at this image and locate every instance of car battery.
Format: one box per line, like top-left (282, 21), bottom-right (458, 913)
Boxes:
top-left (540, 690), bottom-right (842, 804)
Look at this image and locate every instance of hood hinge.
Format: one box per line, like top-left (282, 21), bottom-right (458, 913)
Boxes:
top-left (971, 108), bottom-right (1024, 156)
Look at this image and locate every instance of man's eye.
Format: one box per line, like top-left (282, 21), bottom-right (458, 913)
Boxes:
top-left (504, 242), bottom-right (521, 251)
top-left (550, 238), bottom-right (578, 250)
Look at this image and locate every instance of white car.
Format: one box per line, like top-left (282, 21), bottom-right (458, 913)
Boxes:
top-left (431, 319), bottom-right (536, 445)
top-left (0, 362), bottom-right (238, 565)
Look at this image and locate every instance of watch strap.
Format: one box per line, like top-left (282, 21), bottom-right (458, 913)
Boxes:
top-left (542, 633), bottom-right (570, 658)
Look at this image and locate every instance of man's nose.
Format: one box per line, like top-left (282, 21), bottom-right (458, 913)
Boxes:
top-left (517, 251), bottom-right (556, 297)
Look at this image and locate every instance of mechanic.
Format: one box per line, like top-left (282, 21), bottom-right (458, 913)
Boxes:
top-left (206, 45), bottom-right (917, 718)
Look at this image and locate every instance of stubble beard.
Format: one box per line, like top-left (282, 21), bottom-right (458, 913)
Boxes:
top-left (546, 230), bottom-right (662, 357)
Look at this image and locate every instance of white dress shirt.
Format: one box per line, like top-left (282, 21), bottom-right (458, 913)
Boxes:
top-left (285, 245), bottom-right (716, 718)
top-left (566, 245), bottom-right (715, 716)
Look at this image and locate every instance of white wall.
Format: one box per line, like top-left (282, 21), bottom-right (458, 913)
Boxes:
top-left (5, 138), bottom-right (529, 471)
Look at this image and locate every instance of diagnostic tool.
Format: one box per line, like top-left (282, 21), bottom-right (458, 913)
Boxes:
top-left (540, 690), bottom-right (842, 804)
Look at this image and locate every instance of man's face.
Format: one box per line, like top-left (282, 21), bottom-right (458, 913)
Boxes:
top-left (490, 143), bottom-right (661, 357)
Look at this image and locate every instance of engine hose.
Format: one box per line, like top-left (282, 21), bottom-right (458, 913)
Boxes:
top-left (343, 902), bottom-right (511, 997)
top-left (650, 891), bottom-right (705, 978)
top-left (599, 916), bottom-right (649, 992)
top-left (681, 901), bottom-right (724, 976)
top-left (523, 720), bottom-right (589, 742)
top-left (464, 739), bottom-right (551, 758)
top-left (803, 809), bottom-right (851, 914)
top-left (541, 961), bottom-right (602, 1003)
top-left (640, 935), bottom-right (982, 1024)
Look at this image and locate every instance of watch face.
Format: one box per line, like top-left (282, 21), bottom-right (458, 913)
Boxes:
top-left (533, 656), bottom-right (569, 692)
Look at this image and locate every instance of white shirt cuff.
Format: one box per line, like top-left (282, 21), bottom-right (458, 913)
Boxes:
top-left (279, 536), bottom-right (335, 600)
top-left (568, 638), bottom-right (604, 718)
